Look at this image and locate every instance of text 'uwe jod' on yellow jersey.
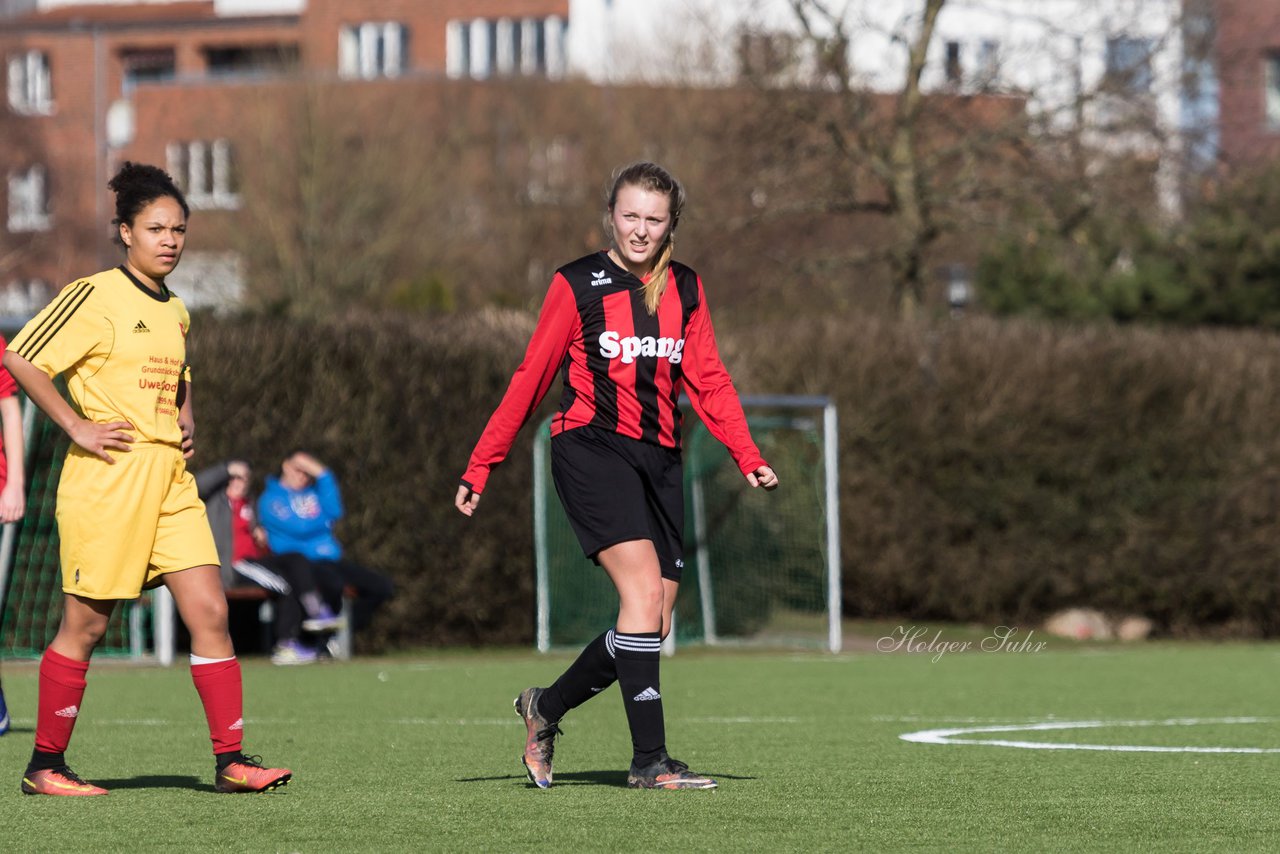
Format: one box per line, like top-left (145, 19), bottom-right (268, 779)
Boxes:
top-left (8, 266), bottom-right (194, 448)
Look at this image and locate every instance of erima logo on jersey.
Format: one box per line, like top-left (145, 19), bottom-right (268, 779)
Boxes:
top-left (633, 687), bottom-right (662, 702)
top-left (591, 270), bottom-right (613, 287)
top-left (599, 331), bottom-right (685, 365)
top-left (134, 321), bottom-right (149, 333)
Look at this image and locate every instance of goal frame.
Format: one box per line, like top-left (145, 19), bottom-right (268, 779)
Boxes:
top-left (533, 394), bottom-right (841, 654)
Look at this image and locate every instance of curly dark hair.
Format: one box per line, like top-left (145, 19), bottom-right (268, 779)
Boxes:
top-left (107, 161), bottom-right (189, 227)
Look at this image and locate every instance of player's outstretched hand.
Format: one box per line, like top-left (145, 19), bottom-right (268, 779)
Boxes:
top-left (747, 465), bottom-right (779, 491)
top-left (455, 484), bottom-right (481, 516)
top-left (70, 419), bottom-right (135, 464)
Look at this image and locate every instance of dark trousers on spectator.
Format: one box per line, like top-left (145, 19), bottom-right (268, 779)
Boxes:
top-left (232, 552), bottom-right (324, 642)
top-left (312, 559), bottom-right (394, 633)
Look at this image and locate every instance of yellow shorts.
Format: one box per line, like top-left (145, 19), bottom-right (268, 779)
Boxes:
top-left (56, 443), bottom-right (219, 600)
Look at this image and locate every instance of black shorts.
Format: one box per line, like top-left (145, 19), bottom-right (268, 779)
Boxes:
top-left (550, 426), bottom-right (685, 582)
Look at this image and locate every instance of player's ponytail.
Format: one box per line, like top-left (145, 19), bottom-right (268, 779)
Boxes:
top-left (604, 161), bottom-right (685, 316)
top-left (643, 238), bottom-right (675, 315)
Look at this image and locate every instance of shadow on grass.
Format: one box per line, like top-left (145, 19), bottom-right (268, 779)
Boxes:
top-left (94, 775), bottom-right (211, 792)
top-left (458, 769), bottom-right (756, 787)
top-left (455, 770), bottom-right (627, 786)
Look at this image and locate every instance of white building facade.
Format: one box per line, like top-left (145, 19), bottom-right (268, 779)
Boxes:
top-left (565, 0), bottom-right (1199, 208)
top-left (565, 1), bottom-right (1187, 123)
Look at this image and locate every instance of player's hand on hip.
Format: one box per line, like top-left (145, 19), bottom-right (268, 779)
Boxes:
top-left (747, 465), bottom-right (779, 491)
top-left (178, 416), bottom-right (196, 459)
top-left (455, 484), bottom-right (481, 516)
top-left (70, 419), bottom-right (135, 463)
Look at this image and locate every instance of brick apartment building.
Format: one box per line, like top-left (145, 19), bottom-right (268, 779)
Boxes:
top-left (1214, 0), bottom-right (1280, 167)
top-left (0, 0), bottom-right (569, 319)
top-left (5, 0), bottom-right (1278, 322)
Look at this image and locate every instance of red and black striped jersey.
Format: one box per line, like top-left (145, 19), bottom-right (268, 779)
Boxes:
top-left (461, 251), bottom-right (767, 494)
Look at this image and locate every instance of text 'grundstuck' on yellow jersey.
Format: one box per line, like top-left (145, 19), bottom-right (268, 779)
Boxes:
top-left (8, 266), bottom-right (193, 448)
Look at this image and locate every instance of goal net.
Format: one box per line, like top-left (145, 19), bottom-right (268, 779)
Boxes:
top-left (533, 396), bottom-right (840, 653)
top-left (0, 395), bottom-right (175, 662)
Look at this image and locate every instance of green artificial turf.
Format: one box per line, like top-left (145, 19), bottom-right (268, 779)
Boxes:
top-left (1, 632), bottom-right (1278, 852)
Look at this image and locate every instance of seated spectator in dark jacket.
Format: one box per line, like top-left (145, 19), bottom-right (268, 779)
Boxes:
top-left (196, 459), bottom-right (343, 665)
top-left (257, 451), bottom-right (394, 640)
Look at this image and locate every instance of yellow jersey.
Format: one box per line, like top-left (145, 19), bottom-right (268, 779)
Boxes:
top-left (9, 265), bottom-right (194, 448)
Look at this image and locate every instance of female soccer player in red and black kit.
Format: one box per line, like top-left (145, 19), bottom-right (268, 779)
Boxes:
top-left (456, 161), bottom-right (778, 790)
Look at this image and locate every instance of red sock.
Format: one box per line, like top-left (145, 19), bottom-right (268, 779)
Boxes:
top-left (191, 658), bottom-right (244, 755)
top-left (35, 648), bottom-right (89, 754)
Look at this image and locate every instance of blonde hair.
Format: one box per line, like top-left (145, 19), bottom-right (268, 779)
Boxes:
top-left (604, 161), bottom-right (685, 315)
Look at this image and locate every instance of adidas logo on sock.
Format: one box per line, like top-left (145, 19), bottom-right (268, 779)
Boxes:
top-left (55, 705), bottom-right (79, 718)
top-left (228, 718), bottom-right (244, 731)
top-left (633, 687), bottom-right (662, 702)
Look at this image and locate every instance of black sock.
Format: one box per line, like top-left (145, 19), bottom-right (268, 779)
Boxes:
top-left (26, 749), bottom-right (65, 773)
top-left (215, 750), bottom-right (245, 771)
top-left (612, 631), bottom-right (666, 767)
top-left (540, 629), bottom-right (618, 722)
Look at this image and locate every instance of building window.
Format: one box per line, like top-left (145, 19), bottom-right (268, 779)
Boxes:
top-left (737, 30), bottom-right (799, 83)
top-left (8, 165), bottom-right (51, 232)
top-left (205, 44), bottom-right (299, 79)
top-left (120, 48), bottom-right (176, 94)
top-left (338, 22), bottom-right (408, 79)
top-left (1265, 53), bottom-right (1280, 130)
top-left (1105, 36), bottom-right (1154, 95)
top-left (0, 279), bottom-right (51, 320)
top-left (165, 251), bottom-right (244, 310)
top-left (7, 50), bottom-right (53, 115)
top-left (166, 139), bottom-right (240, 210)
top-left (975, 39), bottom-right (1000, 88)
top-left (446, 20), bottom-right (471, 78)
top-left (446, 16), bottom-right (565, 80)
top-left (944, 41), bottom-right (962, 87)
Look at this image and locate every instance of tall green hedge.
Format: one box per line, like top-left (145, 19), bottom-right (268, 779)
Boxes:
top-left (187, 309), bottom-right (542, 651)
top-left (188, 309), bottom-right (1280, 647)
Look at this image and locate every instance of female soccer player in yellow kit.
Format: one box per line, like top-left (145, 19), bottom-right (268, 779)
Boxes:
top-left (3, 162), bottom-right (290, 797)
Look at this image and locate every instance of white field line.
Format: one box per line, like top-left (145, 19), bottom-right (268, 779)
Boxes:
top-left (4, 717), bottom-right (303, 727)
top-left (876, 715), bottom-right (1063, 724)
top-left (390, 718), bottom-right (517, 726)
top-left (386, 715), bottom-right (802, 726)
top-left (900, 716), bottom-right (1280, 754)
top-left (683, 716), bottom-right (802, 724)
top-left (6, 714), bottom-right (800, 728)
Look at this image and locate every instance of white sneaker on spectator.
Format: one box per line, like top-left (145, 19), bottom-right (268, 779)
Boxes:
top-left (301, 605), bottom-right (345, 633)
top-left (270, 640), bottom-right (317, 666)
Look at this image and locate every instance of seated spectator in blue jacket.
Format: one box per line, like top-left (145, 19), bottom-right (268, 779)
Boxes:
top-left (257, 451), bottom-right (394, 641)
top-left (197, 459), bottom-right (343, 665)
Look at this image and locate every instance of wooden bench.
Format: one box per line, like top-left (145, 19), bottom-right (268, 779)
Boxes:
top-left (223, 585), bottom-right (355, 660)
